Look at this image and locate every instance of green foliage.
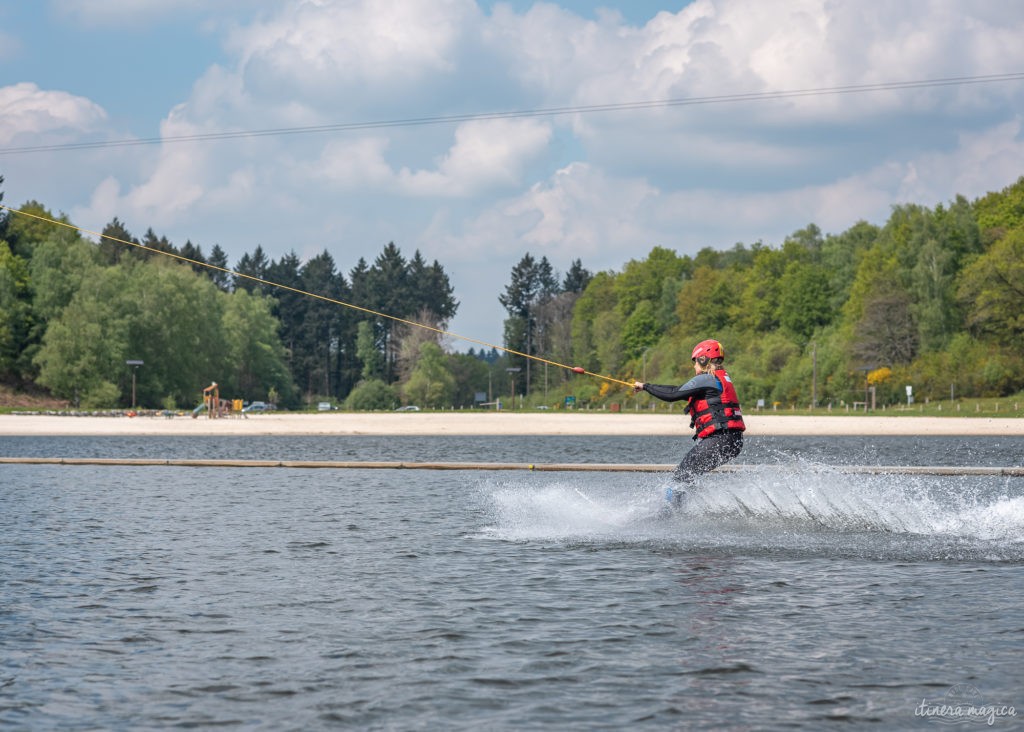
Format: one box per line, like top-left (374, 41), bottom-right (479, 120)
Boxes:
top-left (820, 220), bottom-right (878, 310)
top-left (973, 176), bottom-right (1024, 236)
top-left (592, 310), bottom-right (625, 375)
top-left (32, 257), bottom-right (296, 407)
top-left (776, 261), bottom-right (833, 342)
top-left (129, 261), bottom-right (228, 405)
top-left (446, 351), bottom-right (491, 407)
top-left (901, 334), bottom-right (1024, 400)
top-left (222, 288), bottom-right (295, 404)
top-left (499, 252), bottom-right (563, 394)
top-left (402, 342), bottom-right (455, 408)
top-left (345, 378), bottom-right (399, 410)
top-left (6, 175), bottom-right (1024, 411)
top-left (621, 299), bottom-right (659, 360)
top-left (558, 179), bottom-right (1024, 407)
top-left (562, 258), bottom-right (593, 293)
top-left (614, 246), bottom-right (688, 316)
top-left (731, 247), bottom-right (784, 333)
top-left (351, 243), bottom-right (459, 386)
top-left (4, 198), bottom-right (463, 406)
top-left (5, 202), bottom-right (68, 259)
top-left (30, 229), bottom-right (100, 323)
top-left (34, 266), bottom-right (132, 404)
top-left (356, 320), bottom-right (385, 381)
top-left (97, 217), bottom-right (139, 265)
top-left (0, 242), bottom-right (33, 379)
top-left (958, 228), bottom-right (1024, 350)
top-left (571, 271), bottom-right (616, 371)
top-left (81, 381), bottom-right (120, 409)
top-left (673, 266), bottom-right (732, 337)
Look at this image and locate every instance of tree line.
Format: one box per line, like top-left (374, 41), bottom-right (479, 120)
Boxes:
top-left (561, 177), bottom-right (1024, 409)
top-left (0, 181), bottom-right (475, 409)
top-left (2, 173), bottom-right (1023, 410)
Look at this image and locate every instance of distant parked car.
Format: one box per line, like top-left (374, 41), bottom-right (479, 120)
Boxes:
top-left (243, 401), bottom-right (275, 413)
top-left (394, 405), bottom-right (421, 412)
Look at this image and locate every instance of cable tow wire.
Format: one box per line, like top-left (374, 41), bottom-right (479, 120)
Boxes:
top-left (2, 73), bottom-right (1023, 156)
top-left (0, 204), bottom-right (634, 388)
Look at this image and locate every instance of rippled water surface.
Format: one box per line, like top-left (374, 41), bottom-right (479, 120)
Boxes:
top-left (2, 435), bottom-right (1023, 729)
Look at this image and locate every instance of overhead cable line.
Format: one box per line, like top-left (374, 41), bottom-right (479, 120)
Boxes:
top-left (2, 72), bottom-right (1023, 156)
top-left (0, 204), bottom-right (629, 387)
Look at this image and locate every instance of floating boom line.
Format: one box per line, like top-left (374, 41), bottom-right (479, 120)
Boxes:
top-left (1, 456), bottom-right (1022, 476)
top-left (0, 204), bottom-right (632, 388)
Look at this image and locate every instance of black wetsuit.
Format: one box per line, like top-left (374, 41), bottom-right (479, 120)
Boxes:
top-left (642, 372), bottom-right (744, 485)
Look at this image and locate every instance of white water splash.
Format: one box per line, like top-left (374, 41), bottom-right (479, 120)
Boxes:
top-left (479, 466), bottom-right (1024, 560)
top-left (485, 482), bottom-right (661, 539)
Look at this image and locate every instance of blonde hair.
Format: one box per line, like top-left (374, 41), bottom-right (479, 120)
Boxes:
top-left (694, 356), bottom-right (724, 374)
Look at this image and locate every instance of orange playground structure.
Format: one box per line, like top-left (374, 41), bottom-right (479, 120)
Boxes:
top-left (192, 382), bottom-right (242, 419)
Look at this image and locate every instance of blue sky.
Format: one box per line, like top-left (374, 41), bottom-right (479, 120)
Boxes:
top-left (3, 0), bottom-right (1024, 348)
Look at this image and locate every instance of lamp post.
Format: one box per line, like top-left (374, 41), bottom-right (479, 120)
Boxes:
top-left (506, 367), bottom-right (521, 409)
top-left (126, 360), bottom-right (144, 409)
top-left (811, 341), bottom-right (817, 409)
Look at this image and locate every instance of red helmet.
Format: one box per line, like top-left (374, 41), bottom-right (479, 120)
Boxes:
top-left (691, 339), bottom-right (724, 362)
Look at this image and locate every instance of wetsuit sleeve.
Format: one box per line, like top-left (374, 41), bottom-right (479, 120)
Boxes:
top-left (643, 373), bottom-right (721, 402)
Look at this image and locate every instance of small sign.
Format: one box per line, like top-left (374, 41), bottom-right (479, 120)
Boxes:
top-left (564, 395), bottom-right (576, 407)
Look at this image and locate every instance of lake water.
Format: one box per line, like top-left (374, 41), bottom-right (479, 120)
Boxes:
top-left (2, 435), bottom-right (1023, 729)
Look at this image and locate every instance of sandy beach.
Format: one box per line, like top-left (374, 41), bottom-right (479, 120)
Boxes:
top-left (0, 412), bottom-right (1021, 436)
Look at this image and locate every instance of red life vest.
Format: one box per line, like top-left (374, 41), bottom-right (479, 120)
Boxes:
top-left (686, 368), bottom-right (746, 439)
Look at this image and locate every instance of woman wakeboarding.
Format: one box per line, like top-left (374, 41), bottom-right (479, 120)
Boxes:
top-left (633, 339), bottom-right (746, 507)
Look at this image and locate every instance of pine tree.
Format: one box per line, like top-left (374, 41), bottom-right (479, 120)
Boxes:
top-left (98, 218), bottom-right (138, 265)
top-left (206, 245), bottom-right (231, 291)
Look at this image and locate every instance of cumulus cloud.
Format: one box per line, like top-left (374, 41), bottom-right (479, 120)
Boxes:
top-left (894, 119), bottom-right (1024, 204)
top-left (397, 118), bottom-right (553, 196)
top-left (86, 0), bottom-right (1024, 216)
top-left (224, 0), bottom-right (479, 99)
top-left (432, 162), bottom-right (658, 266)
top-left (313, 137), bottom-right (395, 188)
top-left (11, 0), bottom-right (1024, 343)
top-left (0, 82), bottom-right (107, 146)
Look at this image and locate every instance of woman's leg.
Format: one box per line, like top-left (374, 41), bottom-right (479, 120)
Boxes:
top-left (673, 431), bottom-right (744, 485)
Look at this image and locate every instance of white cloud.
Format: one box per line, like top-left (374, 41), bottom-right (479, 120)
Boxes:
top-left (12, 0), bottom-right (1024, 345)
top-left (80, 176), bottom-right (123, 229)
top-left (433, 162), bottom-right (658, 266)
top-left (225, 0), bottom-right (479, 96)
top-left (895, 118), bottom-right (1024, 205)
top-left (440, 114), bottom-right (1024, 281)
top-left (0, 82), bottom-right (107, 146)
top-left (313, 137), bottom-right (395, 188)
top-left (397, 118), bottom-right (553, 196)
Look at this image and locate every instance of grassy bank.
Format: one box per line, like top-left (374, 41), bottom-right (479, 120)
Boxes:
top-left (738, 396), bottom-right (1023, 419)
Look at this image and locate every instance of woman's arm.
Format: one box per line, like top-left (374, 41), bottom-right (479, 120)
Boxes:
top-left (638, 373), bottom-right (720, 402)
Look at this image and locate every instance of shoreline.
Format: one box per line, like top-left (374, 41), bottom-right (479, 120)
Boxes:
top-left (0, 412), bottom-right (1022, 437)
